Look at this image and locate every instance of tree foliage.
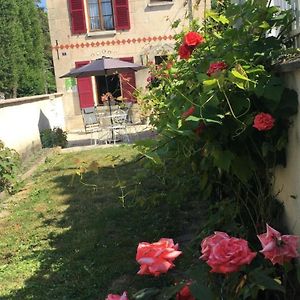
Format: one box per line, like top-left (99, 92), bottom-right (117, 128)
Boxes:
top-left (0, 0), bottom-right (55, 98)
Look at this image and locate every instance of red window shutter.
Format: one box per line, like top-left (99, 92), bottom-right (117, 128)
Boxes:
top-left (75, 61), bottom-right (95, 108)
top-left (69, 0), bottom-right (87, 34)
top-left (119, 57), bottom-right (136, 101)
top-left (113, 0), bottom-right (131, 30)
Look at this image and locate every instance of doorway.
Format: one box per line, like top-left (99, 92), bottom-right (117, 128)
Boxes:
top-left (95, 74), bottom-right (121, 105)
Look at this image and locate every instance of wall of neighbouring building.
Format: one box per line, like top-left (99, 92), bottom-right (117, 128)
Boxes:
top-left (274, 65), bottom-right (300, 235)
top-left (46, 0), bottom-right (210, 130)
top-left (0, 93), bottom-right (65, 157)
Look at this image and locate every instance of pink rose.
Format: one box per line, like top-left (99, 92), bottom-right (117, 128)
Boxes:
top-left (200, 231), bottom-right (230, 261)
top-left (184, 32), bottom-right (205, 47)
top-left (207, 61), bottom-right (228, 76)
top-left (136, 238), bottom-right (182, 276)
top-left (257, 224), bottom-right (299, 265)
top-left (176, 284), bottom-right (195, 300)
top-left (253, 113), bottom-right (275, 131)
top-left (182, 106), bottom-right (195, 119)
top-left (106, 291), bottom-right (128, 300)
top-left (200, 232), bottom-right (256, 273)
top-left (179, 44), bottom-right (192, 60)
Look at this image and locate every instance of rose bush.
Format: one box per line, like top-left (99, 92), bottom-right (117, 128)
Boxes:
top-left (105, 1), bottom-right (300, 299)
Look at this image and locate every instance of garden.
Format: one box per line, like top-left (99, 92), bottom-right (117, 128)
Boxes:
top-left (1, 1), bottom-right (300, 299)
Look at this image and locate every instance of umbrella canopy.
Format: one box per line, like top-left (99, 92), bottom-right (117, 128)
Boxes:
top-left (60, 57), bottom-right (146, 78)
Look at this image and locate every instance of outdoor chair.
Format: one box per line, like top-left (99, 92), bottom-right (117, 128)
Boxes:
top-left (81, 107), bottom-right (100, 134)
top-left (99, 109), bottom-right (130, 144)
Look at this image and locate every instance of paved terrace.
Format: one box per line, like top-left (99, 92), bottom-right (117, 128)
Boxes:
top-left (65, 124), bottom-right (156, 152)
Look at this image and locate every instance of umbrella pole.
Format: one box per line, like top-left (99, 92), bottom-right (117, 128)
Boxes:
top-left (104, 73), bottom-right (114, 141)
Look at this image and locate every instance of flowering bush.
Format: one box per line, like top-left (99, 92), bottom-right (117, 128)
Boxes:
top-left (106, 0), bottom-right (300, 299)
top-left (106, 225), bottom-right (299, 299)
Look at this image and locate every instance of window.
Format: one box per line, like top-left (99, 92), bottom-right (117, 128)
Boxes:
top-left (155, 55), bottom-right (168, 65)
top-left (69, 0), bottom-right (130, 34)
top-left (87, 0), bottom-right (114, 31)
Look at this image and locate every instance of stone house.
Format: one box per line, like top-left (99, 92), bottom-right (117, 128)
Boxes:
top-left (46, 0), bottom-right (210, 129)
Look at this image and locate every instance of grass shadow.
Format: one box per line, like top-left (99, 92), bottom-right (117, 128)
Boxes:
top-left (0, 145), bottom-right (200, 299)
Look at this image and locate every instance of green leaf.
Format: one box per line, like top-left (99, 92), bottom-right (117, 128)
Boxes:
top-left (231, 156), bottom-right (253, 182)
top-left (231, 69), bottom-right (253, 83)
top-left (186, 115), bottom-right (202, 122)
top-left (157, 284), bottom-right (185, 300)
top-left (133, 288), bottom-right (160, 300)
top-left (190, 282), bottom-right (214, 300)
top-left (197, 73), bottom-right (209, 82)
top-left (203, 79), bottom-right (218, 91)
top-left (212, 149), bottom-right (234, 172)
top-left (249, 270), bottom-right (285, 293)
top-left (259, 21), bottom-right (270, 29)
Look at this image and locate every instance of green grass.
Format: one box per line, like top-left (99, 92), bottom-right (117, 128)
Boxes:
top-left (0, 145), bottom-right (203, 300)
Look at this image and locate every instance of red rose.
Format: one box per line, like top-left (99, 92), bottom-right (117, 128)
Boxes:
top-left (179, 44), bottom-right (192, 60)
top-left (136, 238), bottom-right (182, 276)
top-left (200, 232), bottom-right (256, 274)
top-left (182, 106), bottom-right (195, 119)
top-left (253, 113), bottom-right (275, 131)
top-left (176, 284), bottom-right (195, 300)
top-left (257, 224), bottom-right (299, 265)
top-left (184, 32), bottom-right (205, 47)
top-left (207, 61), bottom-right (228, 76)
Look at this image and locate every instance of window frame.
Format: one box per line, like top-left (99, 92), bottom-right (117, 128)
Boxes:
top-left (86, 0), bottom-right (115, 32)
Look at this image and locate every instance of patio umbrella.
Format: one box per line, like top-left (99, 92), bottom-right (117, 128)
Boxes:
top-left (60, 57), bottom-right (146, 78)
top-left (60, 57), bottom-right (147, 140)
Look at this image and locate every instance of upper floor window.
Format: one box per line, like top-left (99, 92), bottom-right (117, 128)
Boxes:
top-left (69, 0), bottom-right (130, 35)
top-left (87, 0), bottom-right (114, 31)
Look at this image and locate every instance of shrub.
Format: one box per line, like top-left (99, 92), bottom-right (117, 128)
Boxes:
top-left (0, 141), bottom-right (20, 194)
top-left (40, 127), bottom-right (67, 148)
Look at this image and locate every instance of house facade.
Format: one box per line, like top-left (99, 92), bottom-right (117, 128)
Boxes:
top-left (46, 0), bottom-right (210, 129)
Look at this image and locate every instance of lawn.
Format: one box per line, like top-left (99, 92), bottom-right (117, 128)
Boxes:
top-left (0, 145), bottom-right (203, 300)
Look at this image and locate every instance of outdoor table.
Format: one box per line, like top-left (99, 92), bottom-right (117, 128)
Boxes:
top-left (98, 111), bottom-right (129, 144)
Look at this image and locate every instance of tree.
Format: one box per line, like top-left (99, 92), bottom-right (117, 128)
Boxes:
top-left (0, 0), bottom-right (23, 98)
top-left (0, 0), bottom-right (55, 98)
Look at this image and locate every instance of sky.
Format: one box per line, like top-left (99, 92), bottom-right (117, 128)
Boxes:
top-left (40, 0), bottom-right (46, 8)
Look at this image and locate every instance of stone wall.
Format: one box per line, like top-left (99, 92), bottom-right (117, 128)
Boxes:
top-left (0, 93), bottom-right (65, 157)
top-left (275, 62), bottom-right (300, 235)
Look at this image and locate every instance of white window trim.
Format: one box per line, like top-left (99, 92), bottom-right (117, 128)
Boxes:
top-left (86, 30), bottom-right (117, 37)
top-left (147, 0), bottom-right (174, 8)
